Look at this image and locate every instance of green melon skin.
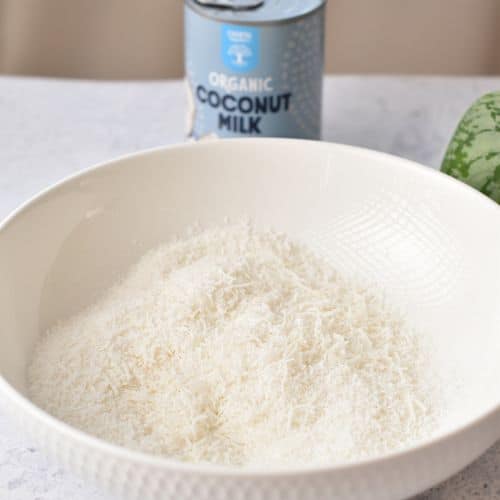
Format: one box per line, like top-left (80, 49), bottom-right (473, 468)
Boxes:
top-left (441, 92), bottom-right (500, 203)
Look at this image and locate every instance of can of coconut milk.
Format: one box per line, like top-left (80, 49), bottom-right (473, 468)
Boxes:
top-left (184, 0), bottom-right (326, 140)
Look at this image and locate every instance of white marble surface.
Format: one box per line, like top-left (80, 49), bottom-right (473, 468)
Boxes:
top-left (1, 75), bottom-right (500, 500)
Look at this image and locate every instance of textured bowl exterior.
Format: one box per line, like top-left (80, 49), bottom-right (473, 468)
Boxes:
top-left (1, 139), bottom-right (500, 500)
top-left (3, 387), bottom-right (500, 500)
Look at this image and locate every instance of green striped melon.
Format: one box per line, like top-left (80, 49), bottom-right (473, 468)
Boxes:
top-left (441, 92), bottom-right (500, 203)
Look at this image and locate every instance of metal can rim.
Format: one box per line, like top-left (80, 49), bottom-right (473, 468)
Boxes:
top-left (184, 0), bottom-right (326, 26)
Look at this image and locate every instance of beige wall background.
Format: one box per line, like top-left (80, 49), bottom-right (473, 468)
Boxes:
top-left (1, 0), bottom-right (499, 79)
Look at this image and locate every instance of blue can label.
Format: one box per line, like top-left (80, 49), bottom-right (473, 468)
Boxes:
top-left (185, 4), bottom-right (325, 139)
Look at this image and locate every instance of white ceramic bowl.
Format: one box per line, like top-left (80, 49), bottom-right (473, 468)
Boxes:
top-left (1, 139), bottom-right (500, 500)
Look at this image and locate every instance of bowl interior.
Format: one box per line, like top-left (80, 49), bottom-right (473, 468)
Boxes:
top-left (1, 139), bottom-right (500, 441)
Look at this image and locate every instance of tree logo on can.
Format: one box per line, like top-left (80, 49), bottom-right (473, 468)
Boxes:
top-left (222, 25), bottom-right (259, 70)
top-left (185, 0), bottom-right (326, 140)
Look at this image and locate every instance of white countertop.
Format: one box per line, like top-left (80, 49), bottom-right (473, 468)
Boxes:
top-left (1, 75), bottom-right (500, 500)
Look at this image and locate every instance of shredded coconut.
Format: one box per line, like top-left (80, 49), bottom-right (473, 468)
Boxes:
top-left (28, 222), bottom-right (437, 467)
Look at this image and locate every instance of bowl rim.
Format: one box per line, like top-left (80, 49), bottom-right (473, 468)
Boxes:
top-left (1, 137), bottom-right (499, 477)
